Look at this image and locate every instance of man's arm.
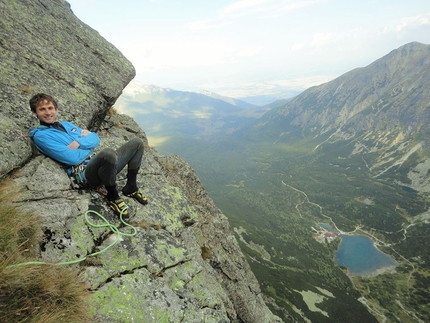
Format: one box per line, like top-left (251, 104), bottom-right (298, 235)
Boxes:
top-left (68, 141), bottom-right (80, 150)
top-left (32, 128), bottom-right (94, 165)
top-left (60, 122), bottom-right (100, 150)
top-left (67, 129), bottom-right (96, 150)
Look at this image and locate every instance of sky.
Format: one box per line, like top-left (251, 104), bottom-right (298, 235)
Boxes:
top-left (67, 0), bottom-right (430, 100)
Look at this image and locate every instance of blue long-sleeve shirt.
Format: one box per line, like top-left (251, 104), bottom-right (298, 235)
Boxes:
top-left (30, 121), bottom-right (100, 166)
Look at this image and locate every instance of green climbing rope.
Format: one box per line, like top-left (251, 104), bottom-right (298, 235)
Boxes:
top-left (7, 207), bottom-right (137, 268)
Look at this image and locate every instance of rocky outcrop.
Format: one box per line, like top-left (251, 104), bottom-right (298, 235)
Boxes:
top-left (1, 1), bottom-right (280, 322)
top-left (0, 0), bottom-right (135, 177)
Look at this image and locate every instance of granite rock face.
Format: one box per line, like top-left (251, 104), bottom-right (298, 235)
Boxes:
top-left (1, 1), bottom-right (281, 322)
top-left (0, 0), bottom-right (135, 177)
top-left (12, 114), bottom-right (281, 322)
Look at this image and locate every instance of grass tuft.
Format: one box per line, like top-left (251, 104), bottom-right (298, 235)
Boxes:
top-left (0, 181), bottom-right (90, 323)
top-left (201, 246), bottom-right (211, 260)
top-left (107, 106), bottom-right (118, 116)
top-left (19, 85), bottom-right (34, 93)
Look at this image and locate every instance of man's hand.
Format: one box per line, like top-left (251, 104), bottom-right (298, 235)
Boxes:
top-left (68, 141), bottom-right (80, 150)
top-left (68, 130), bottom-right (92, 149)
top-left (81, 129), bottom-right (91, 137)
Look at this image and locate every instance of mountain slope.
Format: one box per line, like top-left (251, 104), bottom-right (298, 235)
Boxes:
top-left (247, 42), bottom-right (429, 145)
top-left (238, 41), bottom-right (430, 190)
top-left (116, 80), bottom-right (270, 140)
top-left (195, 89), bottom-right (259, 108)
top-left (162, 42), bottom-right (430, 322)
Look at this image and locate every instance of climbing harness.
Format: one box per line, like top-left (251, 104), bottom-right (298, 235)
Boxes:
top-left (68, 154), bottom-right (94, 189)
top-left (7, 206), bottom-right (137, 268)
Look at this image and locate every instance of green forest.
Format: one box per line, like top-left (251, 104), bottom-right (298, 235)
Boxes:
top-left (161, 133), bottom-right (430, 323)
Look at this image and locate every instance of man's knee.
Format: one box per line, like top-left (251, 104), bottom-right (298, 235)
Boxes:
top-left (98, 148), bottom-right (117, 164)
top-left (130, 137), bottom-right (144, 152)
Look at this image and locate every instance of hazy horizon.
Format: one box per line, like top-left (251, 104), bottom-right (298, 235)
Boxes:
top-left (68, 0), bottom-right (430, 99)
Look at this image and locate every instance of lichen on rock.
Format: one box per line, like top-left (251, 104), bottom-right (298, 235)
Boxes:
top-left (1, 1), bottom-right (281, 322)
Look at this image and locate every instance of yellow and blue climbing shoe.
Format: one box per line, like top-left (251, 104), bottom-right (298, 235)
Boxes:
top-left (124, 190), bottom-right (148, 205)
top-left (109, 198), bottom-right (129, 217)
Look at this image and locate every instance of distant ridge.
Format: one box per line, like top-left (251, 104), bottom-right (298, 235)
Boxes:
top-left (123, 80), bottom-right (258, 108)
top-left (195, 89), bottom-right (257, 108)
top-left (123, 81), bottom-right (174, 96)
top-left (117, 80), bottom-right (270, 139)
top-left (245, 42), bottom-right (430, 146)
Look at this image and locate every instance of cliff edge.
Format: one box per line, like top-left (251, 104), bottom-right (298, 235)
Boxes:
top-left (0, 1), bottom-right (281, 322)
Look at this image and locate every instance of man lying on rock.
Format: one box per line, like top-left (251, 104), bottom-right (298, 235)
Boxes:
top-left (29, 93), bottom-right (148, 217)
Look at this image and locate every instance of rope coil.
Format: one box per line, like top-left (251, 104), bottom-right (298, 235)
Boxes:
top-left (7, 207), bottom-right (136, 268)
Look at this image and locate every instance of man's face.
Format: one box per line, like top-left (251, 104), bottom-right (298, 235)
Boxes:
top-left (33, 99), bottom-right (58, 124)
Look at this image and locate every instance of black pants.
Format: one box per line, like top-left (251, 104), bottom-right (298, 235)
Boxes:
top-left (84, 138), bottom-right (144, 187)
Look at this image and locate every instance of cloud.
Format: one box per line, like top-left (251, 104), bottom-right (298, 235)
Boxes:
top-left (147, 136), bottom-right (171, 147)
top-left (280, 0), bottom-right (324, 12)
top-left (186, 18), bottom-right (230, 30)
top-left (270, 75), bottom-right (334, 88)
top-left (395, 12), bottom-right (430, 31)
top-left (123, 38), bottom-right (265, 74)
top-left (236, 45), bottom-right (265, 57)
top-left (192, 109), bottom-right (212, 119)
top-left (186, 0), bottom-right (271, 30)
top-left (222, 0), bottom-right (271, 16)
top-left (188, 0), bottom-right (324, 30)
top-left (292, 43), bottom-right (305, 51)
top-left (207, 75), bottom-right (335, 99)
top-left (311, 32), bottom-right (333, 48)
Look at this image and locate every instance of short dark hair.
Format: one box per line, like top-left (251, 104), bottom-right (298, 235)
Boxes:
top-left (29, 93), bottom-right (58, 113)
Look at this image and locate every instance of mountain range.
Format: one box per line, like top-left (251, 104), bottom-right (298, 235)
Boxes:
top-left (123, 42), bottom-right (430, 322)
top-left (116, 80), bottom-right (272, 141)
top-left (10, 1), bottom-right (430, 322)
top-left (239, 41), bottom-right (430, 190)
top-left (246, 42), bottom-right (430, 141)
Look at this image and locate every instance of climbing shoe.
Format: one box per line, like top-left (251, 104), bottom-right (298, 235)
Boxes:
top-left (108, 198), bottom-right (129, 217)
top-left (123, 190), bottom-right (148, 205)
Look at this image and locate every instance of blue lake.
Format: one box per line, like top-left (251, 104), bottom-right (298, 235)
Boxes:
top-left (335, 234), bottom-right (398, 276)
